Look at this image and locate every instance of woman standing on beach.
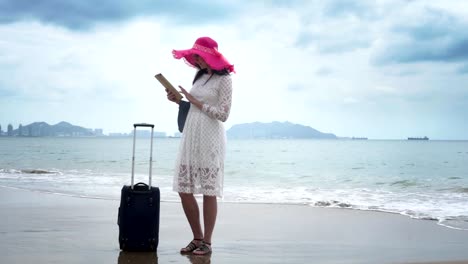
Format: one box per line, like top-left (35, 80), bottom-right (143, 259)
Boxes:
top-left (166, 36), bottom-right (234, 255)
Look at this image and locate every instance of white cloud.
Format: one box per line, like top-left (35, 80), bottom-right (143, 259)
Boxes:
top-left (1, 1), bottom-right (468, 139)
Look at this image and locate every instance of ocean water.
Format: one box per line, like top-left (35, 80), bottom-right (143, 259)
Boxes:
top-left (1, 137), bottom-right (467, 230)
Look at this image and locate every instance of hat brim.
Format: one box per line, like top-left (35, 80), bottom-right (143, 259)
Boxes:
top-left (172, 48), bottom-right (235, 73)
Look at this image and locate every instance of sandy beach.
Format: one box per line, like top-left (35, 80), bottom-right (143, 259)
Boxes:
top-left (1, 186), bottom-right (468, 264)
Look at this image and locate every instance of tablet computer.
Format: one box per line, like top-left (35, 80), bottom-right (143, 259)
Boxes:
top-left (155, 73), bottom-right (183, 102)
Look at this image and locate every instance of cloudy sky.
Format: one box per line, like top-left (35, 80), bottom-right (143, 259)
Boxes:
top-left (1, 0), bottom-right (467, 139)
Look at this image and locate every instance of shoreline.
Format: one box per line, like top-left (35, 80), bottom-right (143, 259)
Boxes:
top-left (2, 184), bottom-right (466, 232)
top-left (2, 186), bottom-right (468, 263)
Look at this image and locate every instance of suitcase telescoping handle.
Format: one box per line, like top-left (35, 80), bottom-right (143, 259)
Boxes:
top-left (131, 123), bottom-right (154, 190)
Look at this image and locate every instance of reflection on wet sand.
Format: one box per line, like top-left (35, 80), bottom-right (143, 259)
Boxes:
top-left (117, 251), bottom-right (158, 264)
top-left (117, 250), bottom-right (211, 264)
top-left (185, 253), bottom-right (211, 264)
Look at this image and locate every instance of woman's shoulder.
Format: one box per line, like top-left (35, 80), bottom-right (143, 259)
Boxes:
top-left (216, 74), bottom-right (232, 90)
top-left (217, 73), bottom-right (232, 83)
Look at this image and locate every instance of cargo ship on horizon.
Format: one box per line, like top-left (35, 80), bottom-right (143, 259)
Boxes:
top-left (408, 136), bottom-right (429, 140)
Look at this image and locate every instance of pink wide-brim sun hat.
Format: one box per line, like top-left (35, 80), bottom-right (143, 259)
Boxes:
top-left (172, 37), bottom-right (235, 73)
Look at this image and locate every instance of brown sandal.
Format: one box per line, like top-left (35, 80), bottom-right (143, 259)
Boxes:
top-left (180, 239), bottom-right (203, 254)
top-left (193, 242), bottom-right (212, 255)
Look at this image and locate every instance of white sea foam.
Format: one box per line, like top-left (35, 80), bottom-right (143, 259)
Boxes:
top-left (221, 185), bottom-right (468, 230)
top-left (1, 172), bottom-right (467, 230)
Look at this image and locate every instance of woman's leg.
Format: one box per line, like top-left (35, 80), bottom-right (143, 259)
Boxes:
top-left (202, 195), bottom-right (217, 244)
top-left (179, 193), bottom-right (203, 240)
top-left (192, 195), bottom-right (217, 255)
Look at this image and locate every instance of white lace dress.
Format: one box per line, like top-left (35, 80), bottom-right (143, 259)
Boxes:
top-left (173, 73), bottom-right (232, 197)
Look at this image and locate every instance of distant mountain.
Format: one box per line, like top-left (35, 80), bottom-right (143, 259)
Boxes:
top-left (13, 121), bottom-right (95, 137)
top-left (227, 121), bottom-right (337, 139)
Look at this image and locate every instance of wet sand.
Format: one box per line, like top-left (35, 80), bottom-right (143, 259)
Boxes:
top-left (1, 186), bottom-right (468, 264)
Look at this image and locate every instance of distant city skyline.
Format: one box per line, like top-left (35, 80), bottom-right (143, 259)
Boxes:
top-left (1, 1), bottom-right (468, 140)
top-left (0, 121), bottom-right (173, 138)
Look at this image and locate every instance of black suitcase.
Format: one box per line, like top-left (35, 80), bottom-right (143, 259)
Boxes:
top-left (118, 123), bottom-right (160, 251)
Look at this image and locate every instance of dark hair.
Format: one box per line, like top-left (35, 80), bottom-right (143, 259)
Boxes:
top-left (192, 67), bottom-right (230, 85)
